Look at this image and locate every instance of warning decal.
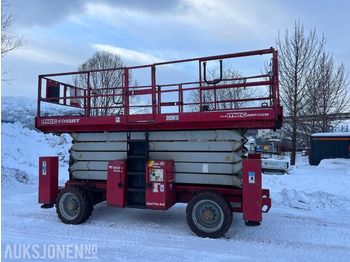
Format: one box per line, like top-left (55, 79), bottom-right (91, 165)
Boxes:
top-left (248, 172), bottom-right (255, 184)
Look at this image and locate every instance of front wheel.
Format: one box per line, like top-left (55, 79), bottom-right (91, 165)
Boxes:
top-left (186, 191), bottom-right (232, 238)
top-left (56, 185), bottom-right (93, 224)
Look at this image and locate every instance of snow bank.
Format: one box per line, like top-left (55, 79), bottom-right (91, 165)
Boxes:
top-left (1, 122), bottom-right (71, 187)
top-left (1, 96), bottom-right (83, 129)
top-left (264, 158), bottom-right (350, 211)
top-left (312, 132), bottom-right (350, 137)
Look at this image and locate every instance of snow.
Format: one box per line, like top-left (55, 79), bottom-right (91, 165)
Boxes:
top-left (264, 157), bottom-right (350, 211)
top-left (1, 122), bottom-right (71, 187)
top-left (1, 97), bottom-right (350, 261)
top-left (1, 96), bottom-right (83, 129)
top-left (312, 132), bottom-right (350, 137)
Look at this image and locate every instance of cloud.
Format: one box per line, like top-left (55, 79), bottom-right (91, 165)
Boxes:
top-left (4, 25), bottom-right (88, 67)
top-left (8, 0), bottom-right (345, 57)
top-left (7, 0), bottom-right (181, 28)
top-left (83, 0), bottom-right (285, 54)
top-left (7, 0), bottom-right (286, 54)
top-left (174, 0), bottom-right (285, 44)
top-left (9, 47), bottom-right (80, 67)
top-left (6, 0), bottom-right (86, 27)
top-left (103, 0), bottom-right (181, 13)
top-left (91, 44), bottom-right (163, 65)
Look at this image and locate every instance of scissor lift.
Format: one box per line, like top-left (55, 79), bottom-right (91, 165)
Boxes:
top-left (37, 48), bottom-right (281, 238)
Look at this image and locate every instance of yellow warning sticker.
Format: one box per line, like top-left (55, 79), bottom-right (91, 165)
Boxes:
top-left (79, 154), bottom-right (83, 159)
top-left (149, 160), bottom-right (154, 167)
top-left (225, 156), bottom-right (231, 161)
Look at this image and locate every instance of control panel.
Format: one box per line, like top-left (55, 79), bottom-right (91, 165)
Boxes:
top-left (145, 160), bottom-right (175, 210)
top-left (149, 168), bottom-right (164, 182)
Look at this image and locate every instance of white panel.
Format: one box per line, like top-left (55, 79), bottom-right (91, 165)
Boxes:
top-left (71, 142), bottom-right (127, 151)
top-left (149, 141), bottom-right (243, 152)
top-left (72, 170), bottom-right (107, 180)
top-left (70, 161), bottom-right (109, 171)
top-left (70, 151), bottom-right (127, 161)
top-left (149, 151), bottom-right (241, 163)
top-left (202, 164), bottom-right (208, 173)
top-left (71, 129), bottom-right (247, 143)
top-left (149, 130), bottom-right (246, 142)
top-left (174, 162), bottom-right (242, 174)
top-left (261, 159), bottom-right (289, 173)
top-left (71, 132), bottom-right (127, 142)
top-left (175, 173), bottom-right (242, 188)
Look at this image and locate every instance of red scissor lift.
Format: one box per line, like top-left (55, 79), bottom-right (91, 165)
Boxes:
top-left (37, 48), bottom-right (282, 238)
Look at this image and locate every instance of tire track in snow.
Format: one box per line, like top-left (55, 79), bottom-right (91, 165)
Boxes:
top-left (226, 208), bottom-right (350, 256)
top-left (11, 211), bottom-right (58, 220)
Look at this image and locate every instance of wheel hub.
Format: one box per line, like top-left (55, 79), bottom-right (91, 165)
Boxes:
top-left (67, 199), bottom-right (78, 212)
top-left (59, 193), bottom-right (81, 220)
top-left (202, 208), bottom-right (215, 222)
top-left (192, 199), bottom-right (224, 233)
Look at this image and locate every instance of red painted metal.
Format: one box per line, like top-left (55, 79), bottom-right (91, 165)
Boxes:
top-left (64, 180), bottom-right (107, 190)
top-left (242, 154), bottom-right (266, 222)
top-left (38, 157), bottom-right (59, 204)
top-left (35, 108), bottom-right (280, 133)
top-left (37, 158), bottom-right (270, 217)
top-left (247, 153), bottom-right (262, 160)
top-left (106, 160), bottom-right (127, 208)
top-left (145, 160), bottom-right (176, 210)
top-left (35, 48), bottom-right (282, 133)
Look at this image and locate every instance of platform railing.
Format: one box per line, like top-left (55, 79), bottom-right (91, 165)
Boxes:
top-left (37, 48), bottom-right (280, 121)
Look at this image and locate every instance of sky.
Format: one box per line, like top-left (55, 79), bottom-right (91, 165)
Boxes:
top-left (1, 0), bottom-right (350, 98)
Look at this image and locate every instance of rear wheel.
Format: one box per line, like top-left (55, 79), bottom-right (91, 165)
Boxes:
top-left (56, 185), bottom-right (93, 224)
top-left (186, 191), bottom-right (232, 238)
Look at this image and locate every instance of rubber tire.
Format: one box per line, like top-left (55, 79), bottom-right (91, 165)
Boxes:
top-left (186, 191), bottom-right (232, 238)
top-left (56, 185), bottom-right (94, 225)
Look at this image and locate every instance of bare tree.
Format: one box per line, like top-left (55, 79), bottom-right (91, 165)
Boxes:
top-left (1, 1), bottom-right (26, 82)
top-left (304, 52), bottom-right (350, 132)
top-left (188, 66), bottom-right (255, 111)
top-left (1, 1), bottom-right (25, 57)
top-left (277, 21), bottom-right (324, 165)
top-left (74, 51), bottom-right (129, 116)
